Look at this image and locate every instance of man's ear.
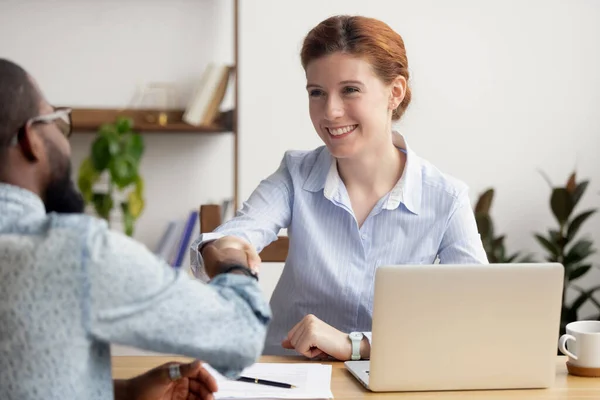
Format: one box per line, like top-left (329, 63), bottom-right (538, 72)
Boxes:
top-left (18, 123), bottom-right (44, 162)
top-left (389, 75), bottom-right (407, 111)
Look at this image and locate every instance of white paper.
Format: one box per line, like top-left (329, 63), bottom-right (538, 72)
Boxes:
top-left (204, 363), bottom-right (333, 399)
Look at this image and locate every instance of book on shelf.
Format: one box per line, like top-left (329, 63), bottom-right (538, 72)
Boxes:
top-left (154, 220), bottom-right (178, 260)
top-left (154, 210), bottom-right (199, 269)
top-left (183, 63), bottom-right (234, 127)
top-left (171, 210), bottom-right (199, 268)
top-left (220, 198), bottom-right (233, 222)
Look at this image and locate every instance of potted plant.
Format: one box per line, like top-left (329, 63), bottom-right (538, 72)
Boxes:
top-left (534, 172), bottom-right (599, 335)
top-left (77, 117), bottom-right (145, 236)
top-left (474, 188), bottom-right (533, 263)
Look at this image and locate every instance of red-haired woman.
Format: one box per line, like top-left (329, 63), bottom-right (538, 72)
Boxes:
top-left (192, 15), bottom-right (487, 360)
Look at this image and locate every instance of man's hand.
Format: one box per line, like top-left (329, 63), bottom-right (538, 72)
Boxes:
top-left (121, 360), bottom-right (218, 400)
top-left (201, 236), bottom-right (261, 279)
top-left (281, 314), bottom-right (370, 360)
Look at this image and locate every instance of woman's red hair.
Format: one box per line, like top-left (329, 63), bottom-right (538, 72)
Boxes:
top-left (301, 15), bottom-right (412, 120)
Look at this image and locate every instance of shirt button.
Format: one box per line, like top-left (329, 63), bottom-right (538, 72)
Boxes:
top-left (361, 234), bottom-right (367, 240)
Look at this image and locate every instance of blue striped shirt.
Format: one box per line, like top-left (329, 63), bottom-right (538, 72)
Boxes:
top-left (191, 132), bottom-right (487, 355)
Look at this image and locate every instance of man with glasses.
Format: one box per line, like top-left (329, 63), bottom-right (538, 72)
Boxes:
top-left (0, 59), bottom-right (269, 400)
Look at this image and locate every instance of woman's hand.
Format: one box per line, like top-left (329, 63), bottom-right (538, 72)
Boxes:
top-left (281, 314), bottom-right (369, 360)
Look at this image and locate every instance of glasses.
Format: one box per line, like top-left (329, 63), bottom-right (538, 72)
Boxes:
top-left (11, 107), bottom-right (73, 146)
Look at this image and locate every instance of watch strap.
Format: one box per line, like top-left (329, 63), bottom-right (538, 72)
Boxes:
top-left (349, 332), bottom-right (363, 361)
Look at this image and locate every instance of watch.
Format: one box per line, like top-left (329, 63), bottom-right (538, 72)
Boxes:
top-left (221, 264), bottom-right (259, 281)
top-left (348, 332), bottom-right (364, 361)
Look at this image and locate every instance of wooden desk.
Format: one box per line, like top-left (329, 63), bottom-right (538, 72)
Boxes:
top-left (112, 355), bottom-right (599, 399)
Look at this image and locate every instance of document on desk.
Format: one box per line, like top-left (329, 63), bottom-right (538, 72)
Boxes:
top-left (204, 363), bottom-right (333, 399)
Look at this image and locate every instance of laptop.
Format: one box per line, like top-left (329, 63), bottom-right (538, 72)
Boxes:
top-left (345, 263), bottom-right (564, 392)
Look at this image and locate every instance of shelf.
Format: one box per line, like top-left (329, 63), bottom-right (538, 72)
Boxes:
top-left (68, 108), bottom-right (232, 134)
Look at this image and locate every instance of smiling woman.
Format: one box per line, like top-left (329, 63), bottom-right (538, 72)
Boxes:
top-left (191, 14), bottom-right (488, 360)
top-left (301, 15), bottom-right (412, 121)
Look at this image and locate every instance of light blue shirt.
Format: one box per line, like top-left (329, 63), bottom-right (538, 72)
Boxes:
top-left (0, 183), bottom-right (271, 400)
top-left (192, 133), bottom-right (487, 355)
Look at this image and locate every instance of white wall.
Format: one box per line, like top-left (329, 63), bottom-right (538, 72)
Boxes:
top-left (239, 0), bottom-right (600, 311)
top-left (0, 0), bottom-right (235, 249)
top-left (2, 1), bottom-right (600, 315)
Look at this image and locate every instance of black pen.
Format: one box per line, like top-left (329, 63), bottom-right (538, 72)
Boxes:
top-left (237, 376), bottom-right (296, 389)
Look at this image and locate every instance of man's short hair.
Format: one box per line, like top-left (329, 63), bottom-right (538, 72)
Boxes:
top-left (0, 59), bottom-right (40, 156)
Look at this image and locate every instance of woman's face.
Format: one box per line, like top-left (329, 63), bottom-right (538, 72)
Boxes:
top-left (305, 52), bottom-right (398, 160)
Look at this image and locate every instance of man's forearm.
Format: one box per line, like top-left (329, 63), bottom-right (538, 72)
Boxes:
top-left (113, 379), bottom-right (130, 400)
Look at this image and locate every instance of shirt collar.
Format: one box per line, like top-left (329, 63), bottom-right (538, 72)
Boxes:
top-left (0, 183), bottom-right (46, 218)
top-left (302, 147), bottom-right (334, 193)
top-left (302, 131), bottom-right (422, 215)
top-left (387, 132), bottom-right (422, 215)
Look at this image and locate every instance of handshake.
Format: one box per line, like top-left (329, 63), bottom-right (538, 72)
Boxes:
top-left (201, 236), bottom-right (262, 280)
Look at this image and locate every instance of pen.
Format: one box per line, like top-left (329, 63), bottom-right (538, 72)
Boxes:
top-left (237, 376), bottom-right (296, 389)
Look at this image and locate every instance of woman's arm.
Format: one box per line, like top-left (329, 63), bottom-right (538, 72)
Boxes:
top-left (438, 188), bottom-right (489, 264)
top-left (190, 158), bottom-right (294, 278)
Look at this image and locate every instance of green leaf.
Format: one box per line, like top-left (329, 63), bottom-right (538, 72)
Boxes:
top-left (127, 189), bottom-right (145, 218)
top-left (534, 234), bottom-right (559, 257)
top-left (108, 137), bottom-right (120, 156)
top-left (120, 202), bottom-right (135, 237)
top-left (569, 264), bottom-right (592, 281)
top-left (517, 254), bottom-right (536, 263)
top-left (475, 189), bottom-right (494, 215)
top-left (560, 305), bottom-right (571, 335)
top-left (475, 214), bottom-right (493, 242)
top-left (91, 136), bottom-right (111, 172)
top-left (549, 229), bottom-right (568, 251)
top-left (563, 290), bottom-right (591, 329)
top-left (567, 209), bottom-right (597, 240)
top-left (134, 175), bottom-right (144, 195)
top-left (564, 239), bottom-right (595, 266)
top-left (98, 122), bottom-right (120, 155)
top-left (566, 172), bottom-right (577, 194)
top-left (588, 285), bottom-right (600, 294)
top-left (115, 117), bottom-right (134, 134)
top-left (562, 307), bottom-right (577, 334)
top-left (77, 157), bottom-right (99, 203)
top-left (492, 235), bottom-right (505, 249)
top-left (109, 156), bottom-right (138, 189)
top-left (563, 293), bottom-right (585, 328)
top-left (551, 188), bottom-right (574, 225)
top-left (491, 247), bottom-right (503, 264)
top-left (92, 192), bottom-right (113, 220)
top-left (123, 133), bottom-right (144, 162)
top-left (572, 181), bottom-right (589, 208)
top-left (506, 252), bottom-right (535, 263)
top-left (570, 291), bottom-right (591, 312)
top-left (98, 122), bottom-right (117, 137)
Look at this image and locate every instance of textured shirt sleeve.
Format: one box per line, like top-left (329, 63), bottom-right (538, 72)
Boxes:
top-left (83, 220), bottom-right (271, 378)
top-left (190, 157), bottom-right (293, 278)
top-left (438, 188), bottom-right (489, 264)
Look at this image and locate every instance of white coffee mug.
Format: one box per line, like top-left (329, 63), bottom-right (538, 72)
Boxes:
top-left (558, 320), bottom-right (600, 368)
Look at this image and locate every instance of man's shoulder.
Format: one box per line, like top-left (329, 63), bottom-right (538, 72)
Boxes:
top-left (49, 213), bottom-right (153, 266)
top-left (49, 212), bottom-right (109, 233)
